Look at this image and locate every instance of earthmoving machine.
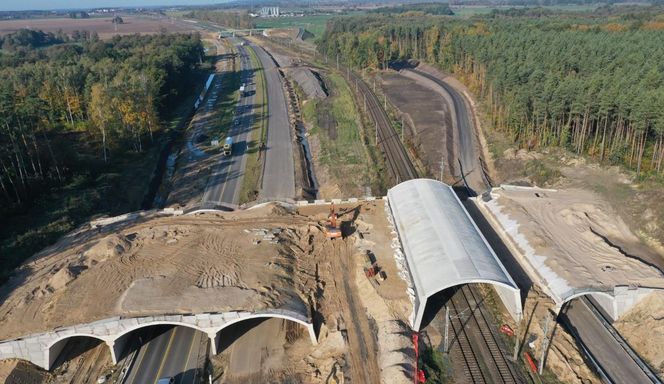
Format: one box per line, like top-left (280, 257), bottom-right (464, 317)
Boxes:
top-left (325, 203), bottom-right (342, 239)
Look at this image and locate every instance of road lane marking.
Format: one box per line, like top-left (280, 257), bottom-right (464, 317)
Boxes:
top-left (153, 327), bottom-right (178, 383)
top-left (179, 330), bottom-right (198, 384)
top-left (126, 331), bottom-right (154, 384)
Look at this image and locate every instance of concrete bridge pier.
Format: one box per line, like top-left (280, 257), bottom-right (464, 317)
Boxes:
top-left (208, 332), bottom-right (219, 355)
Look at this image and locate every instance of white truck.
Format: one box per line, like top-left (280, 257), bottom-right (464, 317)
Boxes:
top-left (223, 136), bottom-right (233, 156)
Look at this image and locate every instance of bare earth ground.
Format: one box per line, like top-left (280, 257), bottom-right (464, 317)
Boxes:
top-left (482, 187), bottom-right (664, 301)
top-left (0, 16), bottom-right (197, 38)
top-left (0, 206), bottom-right (314, 340)
top-left (379, 72), bottom-right (454, 179)
top-left (0, 360), bottom-right (47, 384)
top-left (614, 291), bottom-right (664, 374)
top-left (0, 201), bottom-right (413, 384)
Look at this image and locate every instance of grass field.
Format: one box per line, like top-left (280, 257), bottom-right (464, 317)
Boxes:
top-left (239, 45), bottom-right (268, 204)
top-left (255, 15), bottom-right (332, 39)
top-left (302, 72), bottom-right (382, 196)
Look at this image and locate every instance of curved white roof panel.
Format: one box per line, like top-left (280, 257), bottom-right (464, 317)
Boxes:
top-left (387, 179), bottom-right (521, 329)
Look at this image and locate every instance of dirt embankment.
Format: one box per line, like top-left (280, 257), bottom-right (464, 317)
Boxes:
top-left (1, 201), bottom-right (414, 384)
top-left (615, 291), bottom-right (664, 375)
top-left (379, 71), bottom-right (454, 180)
top-left (0, 206), bottom-right (317, 340)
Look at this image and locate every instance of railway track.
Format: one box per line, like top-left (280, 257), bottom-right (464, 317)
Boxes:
top-left (448, 292), bottom-right (486, 383)
top-left (343, 68), bottom-right (418, 184)
top-left (448, 285), bottom-right (519, 383)
top-left (341, 66), bottom-right (519, 383)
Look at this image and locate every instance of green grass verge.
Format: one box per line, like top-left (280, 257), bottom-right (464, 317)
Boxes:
top-left (210, 52), bottom-right (241, 143)
top-left (301, 72), bottom-right (384, 195)
top-left (420, 346), bottom-right (452, 383)
top-left (238, 45), bottom-right (268, 204)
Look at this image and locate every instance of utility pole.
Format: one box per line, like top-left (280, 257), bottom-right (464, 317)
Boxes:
top-left (364, 94), bottom-right (367, 112)
top-left (384, 95), bottom-right (387, 110)
top-left (443, 305), bottom-right (450, 353)
top-left (373, 79), bottom-right (376, 93)
top-left (336, 53), bottom-right (339, 70)
top-left (440, 159), bottom-right (445, 182)
top-left (539, 314), bottom-right (551, 375)
top-left (401, 118), bottom-right (404, 142)
top-left (375, 121), bottom-right (379, 146)
top-left (513, 328), bottom-right (520, 360)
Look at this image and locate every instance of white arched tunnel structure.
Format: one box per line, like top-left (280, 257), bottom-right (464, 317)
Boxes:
top-left (0, 310), bottom-right (317, 371)
top-left (556, 286), bottom-right (661, 322)
top-left (387, 179), bottom-right (523, 330)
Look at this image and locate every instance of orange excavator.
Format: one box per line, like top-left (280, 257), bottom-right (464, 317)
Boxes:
top-left (325, 204), bottom-right (342, 239)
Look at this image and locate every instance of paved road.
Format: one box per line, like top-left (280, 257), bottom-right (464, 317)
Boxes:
top-left (201, 39), bottom-right (257, 206)
top-left (561, 299), bottom-right (655, 384)
top-left (405, 68), bottom-right (485, 193)
top-left (124, 326), bottom-right (204, 384)
top-left (251, 43), bottom-right (295, 201)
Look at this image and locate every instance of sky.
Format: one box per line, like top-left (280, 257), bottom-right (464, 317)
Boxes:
top-left (0, 0), bottom-right (229, 12)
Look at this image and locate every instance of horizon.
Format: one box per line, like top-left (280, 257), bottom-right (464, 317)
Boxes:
top-left (0, 0), bottom-right (233, 12)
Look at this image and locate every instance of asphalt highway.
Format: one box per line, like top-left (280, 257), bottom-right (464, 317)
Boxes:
top-left (561, 299), bottom-right (654, 384)
top-left (201, 39), bottom-right (257, 207)
top-left (251, 43), bottom-right (296, 201)
top-left (123, 326), bottom-right (204, 384)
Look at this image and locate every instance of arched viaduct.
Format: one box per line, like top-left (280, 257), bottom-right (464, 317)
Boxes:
top-left (0, 310), bottom-right (316, 371)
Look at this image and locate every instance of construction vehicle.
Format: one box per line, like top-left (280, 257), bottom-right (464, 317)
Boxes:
top-left (223, 136), bottom-right (233, 156)
top-left (324, 204), bottom-right (342, 239)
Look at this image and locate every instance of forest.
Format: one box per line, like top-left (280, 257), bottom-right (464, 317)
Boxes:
top-left (319, 8), bottom-right (664, 176)
top-left (0, 30), bottom-right (204, 282)
top-left (369, 3), bottom-right (454, 16)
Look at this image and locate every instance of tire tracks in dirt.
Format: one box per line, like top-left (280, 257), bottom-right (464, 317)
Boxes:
top-left (328, 239), bottom-right (381, 384)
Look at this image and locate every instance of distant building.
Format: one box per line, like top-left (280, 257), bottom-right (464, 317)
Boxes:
top-left (259, 6), bottom-right (279, 18)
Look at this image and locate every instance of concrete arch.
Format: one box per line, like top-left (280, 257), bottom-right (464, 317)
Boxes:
top-left (211, 313), bottom-right (317, 353)
top-left (112, 321), bottom-right (209, 342)
top-left (0, 311), bottom-right (317, 371)
top-left (560, 290), bottom-right (615, 306)
top-left (559, 290), bottom-right (619, 321)
top-left (45, 334), bottom-right (111, 371)
top-left (111, 321), bottom-right (210, 363)
top-left (415, 279), bottom-right (523, 330)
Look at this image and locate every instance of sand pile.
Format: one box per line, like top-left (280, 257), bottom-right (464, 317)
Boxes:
top-left (0, 206), bottom-right (320, 340)
top-left (615, 291), bottom-right (664, 374)
top-left (287, 67), bottom-right (327, 99)
top-left (482, 187), bottom-right (664, 302)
